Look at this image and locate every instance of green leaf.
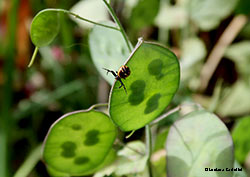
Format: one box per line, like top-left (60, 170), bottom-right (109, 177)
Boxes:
top-left (48, 148), bottom-right (116, 177)
top-left (216, 80), bottom-right (250, 116)
top-left (235, 0), bottom-right (250, 15)
top-left (89, 21), bottom-right (132, 85)
top-left (43, 109), bottom-right (117, 175)
top-left (30, 9), bottom-right (60, 47)
top-left (115, 141), bottom-right (148, 175)
top-left (70, 0), bottom-right (109, 29)
top-left (233, 161), bottom-right (248, 177)
top-left (153, 128), bottom-right (169, 152)
top-left (155, 4), bottom-right (188, 29)
top-left (130, 0), bottom-right (160, 29)
top-left (232, 116), bottom-right (250, 163)
top-left (81, 148), bottom-right (117, 175)
top-left (109, 39), bottom-right (180, 131)
top-left (185, 0), bottom-right (238, 30)
top-left (224, 41), bottom-right (250, 79)
top-left (47, 166), bottom-right (69, 177)
top-left (94, 141), bottom-right (149, 177)
top-left (166, 110), bottom-right (234, 177)
top-left (181, 37), bottom-right (207, 69)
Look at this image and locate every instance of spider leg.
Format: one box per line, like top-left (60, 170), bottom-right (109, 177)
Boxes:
top-left (118, 79), bottom-right (127, 94)
top-left (102, 68), bottom-right (117, 77)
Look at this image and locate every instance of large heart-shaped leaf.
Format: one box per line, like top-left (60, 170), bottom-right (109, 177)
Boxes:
top-left (43, 109), bottom-right (117, 175)
top-left (30, 9), bottom-right (60, 47)
top-left (89, 21), bottom-right (132, 85)
top-left (166, 110), bottom-right (234, 177)
top-left (109, 39), bottom-right (180, 131)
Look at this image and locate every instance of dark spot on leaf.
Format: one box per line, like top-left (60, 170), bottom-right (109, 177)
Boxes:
top-left (128, 80), bottom-right (146, 105)
top-left (84, 130), bottom-right (100, 146)
top-left (144, 93), bottom-right (161, 114)
top-left (72, 124), bottom-right (81, 130)
top-left (148, 59), bottom-right (164, 80)
top-left (74, 156), bottom-right (90, 165)
top-left (61, 141), bottom-right (76, 158)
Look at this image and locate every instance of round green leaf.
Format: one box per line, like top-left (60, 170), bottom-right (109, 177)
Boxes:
top-left (109, 39), bottom-right (180, 131)
top-left (43, 109), bottom-right (117, 175)
top-left (47, 148), bottom-right (116, 176)
top-left (166, 110), bottom-right (234, 177)
top-left (232, 116), bottom-right (250, 163)
top-left (30, 9), bottom-right (60, 47)
top-left (89, 21), bottom-right (132, 85)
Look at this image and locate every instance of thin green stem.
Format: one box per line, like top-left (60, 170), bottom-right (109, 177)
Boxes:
top-left (125, 130), bottom-right (135, 139)
top-left (102, 0), bottom-right (133, 52)
top-left (60, 9), bottom-right (120, 31)
top-left (145, 125), bottom-right (153, 177)
top-left (150, 106), bottom-right (181, 126)
top-left (150, 102), bottom-right (203, 126)
top-left (13, 144), bottom-right (42, 177)
top-left (28, 47), bottom-right (39, 67)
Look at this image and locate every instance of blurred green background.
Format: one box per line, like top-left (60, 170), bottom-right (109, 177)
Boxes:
top-left (0, 0), bottom-right (250, 176)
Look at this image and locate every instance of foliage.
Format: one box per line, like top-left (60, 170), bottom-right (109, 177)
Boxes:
top-left (1, 0), bottom-right (250, 177)
top-left (232, 116), bottom-right (250, 163)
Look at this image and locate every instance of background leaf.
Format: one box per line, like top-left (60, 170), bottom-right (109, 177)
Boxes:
top-left (166, 110), bottom-right (234, 177)
top-left (130, 0), bottom-right (160, 29)
top-left (30, 9), bottom-right (60, 47)
top-left (94, 141), bottom-right (149, 177)
top-left (181, 37), bottom-right (207, 70)
top-left (232, 116), bottom-right (250, 163)
top-left (233, 161), bottom-right (248, 177)
top-left (185, 0), bottom-right (238, 30)
top-left (216, 81), bottom-right (250, 117)
top-left (89, 21), bottom-right (132, 85)
top-left (224, 41), bottom-right (250, 80)
top-left (70, 0), bottom-right (109, 29)
top-left (43, 109), bottom-right (117, 175)
top-left (109, 39), bottom-right (180, 131)
top-left (154, 3), bottom-right (188, 29)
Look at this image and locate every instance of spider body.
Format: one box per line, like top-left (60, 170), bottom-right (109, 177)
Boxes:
top-left (103, 65), bottom-right (131, 94)
top-left (117, 65), bottom-right (131, 79)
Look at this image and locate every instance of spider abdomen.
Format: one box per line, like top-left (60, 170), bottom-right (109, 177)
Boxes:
top-left (117, 65), bottom-right (131, 79)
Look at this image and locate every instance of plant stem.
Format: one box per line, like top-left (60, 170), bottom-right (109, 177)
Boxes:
top-left (145, 125), bottom-right (153, 177)
top-left (87, 103), bottom-right (108, 111)
top-left (199, 15), bottom-right (247, 91)
top-left (60, 9), bottom-right (120, 31)
top-left (150, 106), bottom-right (181, 126)
top-left (28, 46), bottom-right (38, 67)
top-left (150, 102), bottom-right (203, 126)
top-left (0, 0), bottom-right (19, 177)
top-left (102, 0), bottom-right (133, 52)
top-left (13, 144), bottom-right (42, 177)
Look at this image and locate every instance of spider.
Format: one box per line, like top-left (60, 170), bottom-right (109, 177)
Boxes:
top-left (103, 65), bottom-right (131, 94)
